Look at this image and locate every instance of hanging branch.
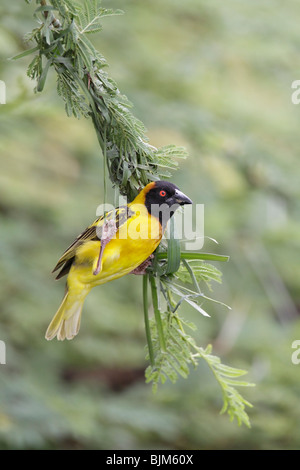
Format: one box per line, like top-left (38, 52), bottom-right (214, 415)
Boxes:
top-left (15, 0), bottom-right (254, 427)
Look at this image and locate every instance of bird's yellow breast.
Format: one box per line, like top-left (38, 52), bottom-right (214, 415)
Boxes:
top-left (69, 203), bottom-right (162, 287)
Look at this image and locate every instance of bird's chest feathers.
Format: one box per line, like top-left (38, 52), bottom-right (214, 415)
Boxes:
top-left (113, 205), bottom-right (162, 261)
top-left (118, 204), bottom-right (162, 244)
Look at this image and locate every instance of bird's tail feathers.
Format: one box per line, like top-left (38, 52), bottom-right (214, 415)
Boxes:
top-left (45, 290), bottom-right (85, 341)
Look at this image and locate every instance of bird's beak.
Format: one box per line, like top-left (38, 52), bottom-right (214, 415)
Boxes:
top-left (173, 189), bottom-right (193, 206)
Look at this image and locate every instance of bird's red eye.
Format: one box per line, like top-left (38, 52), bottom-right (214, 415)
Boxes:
top-left (159, 190), bottom-right (166, 197)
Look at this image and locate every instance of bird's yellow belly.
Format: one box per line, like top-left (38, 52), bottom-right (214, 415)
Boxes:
top-left (101, 236), bottom-right (159, 282)
top-left (70, 212), bottom-right (162, 287)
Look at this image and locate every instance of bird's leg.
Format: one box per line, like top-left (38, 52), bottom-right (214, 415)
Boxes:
top-left (130, 254), bottom-right (154, 275)
top-left (93, 219), bottom-right (117, 276)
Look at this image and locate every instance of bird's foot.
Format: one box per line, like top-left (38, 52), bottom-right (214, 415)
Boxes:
top-left (130, 254), bottom-right (154, 275)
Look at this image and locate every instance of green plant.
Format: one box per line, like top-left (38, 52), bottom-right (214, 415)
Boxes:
top-left (14, 0), bottom-right (254, 426)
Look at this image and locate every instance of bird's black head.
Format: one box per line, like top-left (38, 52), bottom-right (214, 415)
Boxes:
top-left (144, 180), bottom-right (192, 226)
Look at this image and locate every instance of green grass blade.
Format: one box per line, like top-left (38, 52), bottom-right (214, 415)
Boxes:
top-left (150, 275), bottom-right (166, 352)
top-left (9, 46), bottom-right (39, 61)
top-left (143, 274), bottom-right (154, 367)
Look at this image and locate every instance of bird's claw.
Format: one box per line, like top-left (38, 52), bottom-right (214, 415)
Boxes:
top-left (130, 254), bottom-right (154, 275)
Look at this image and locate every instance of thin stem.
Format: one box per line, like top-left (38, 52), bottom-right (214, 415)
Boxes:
top-left (40, 0), bottom-right (47, 12)
top-left (40, 0), bottom-right (61, 28)
top-left (103, 125), bottom-right (107, 209)
top-left (143, 275), bottom-right (154, 367)
top-left (150, 275), bottom-right (166, 353)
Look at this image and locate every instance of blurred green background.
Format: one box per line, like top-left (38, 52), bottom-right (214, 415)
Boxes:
top-left (1, 0), bottom-right (300, 449)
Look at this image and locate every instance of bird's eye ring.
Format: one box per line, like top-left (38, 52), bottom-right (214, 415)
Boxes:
top-left (159, 190), bottom-right (166, 197)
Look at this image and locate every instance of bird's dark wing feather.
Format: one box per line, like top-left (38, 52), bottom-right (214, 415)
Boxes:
top-left (53, 205), bottom-right (133, 279)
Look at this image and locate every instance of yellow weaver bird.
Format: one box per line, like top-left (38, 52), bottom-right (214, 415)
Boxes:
top-left (45, 180), bottom-right (192, 340)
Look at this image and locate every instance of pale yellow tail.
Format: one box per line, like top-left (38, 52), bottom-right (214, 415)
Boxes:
top-left (45, 290), bottom-right (85, 341)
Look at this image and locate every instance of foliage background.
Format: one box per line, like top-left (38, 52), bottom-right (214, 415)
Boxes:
top-left (1, 0), bottom-right (300, 449)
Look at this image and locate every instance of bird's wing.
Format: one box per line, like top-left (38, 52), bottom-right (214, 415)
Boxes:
top-left (53, 205), bottom-right (133, 279)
